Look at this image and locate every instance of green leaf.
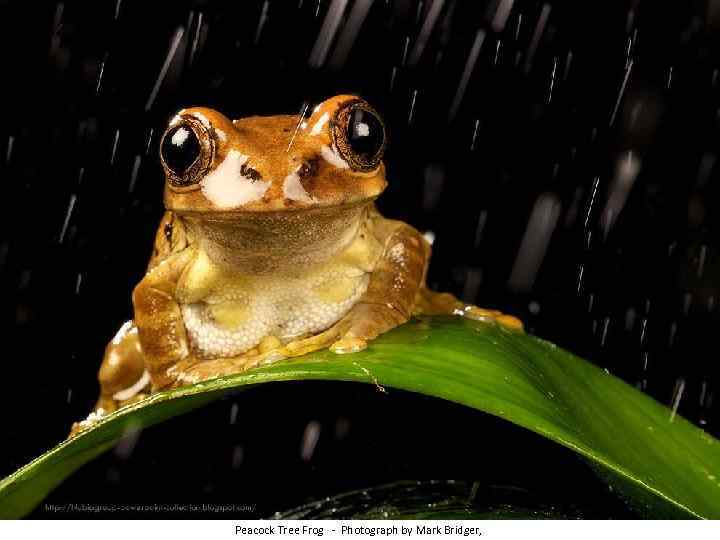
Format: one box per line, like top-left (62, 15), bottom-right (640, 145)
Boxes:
top-left (1, 316), bottom-right (719, 519)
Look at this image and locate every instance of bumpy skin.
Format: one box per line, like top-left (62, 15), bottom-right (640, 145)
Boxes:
top-left (72, 95), bottom-right (521, 433)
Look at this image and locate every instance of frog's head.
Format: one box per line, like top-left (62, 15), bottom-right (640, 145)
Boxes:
top-left (159, 95), bottom-right (387, 216)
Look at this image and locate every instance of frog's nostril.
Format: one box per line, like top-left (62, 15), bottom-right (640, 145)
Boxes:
top-left (298, 159), bottom-right (318, 178)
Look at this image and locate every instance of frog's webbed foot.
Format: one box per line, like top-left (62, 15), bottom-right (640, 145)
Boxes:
top-left (415, 289), bottom-right (524, 331)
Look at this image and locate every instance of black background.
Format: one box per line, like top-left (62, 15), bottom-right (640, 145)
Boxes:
top-left (0, 0), bottom-right (718, 518)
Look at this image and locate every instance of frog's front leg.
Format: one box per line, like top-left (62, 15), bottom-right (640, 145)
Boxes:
top-left (132, 247), bottom-right (196, 390)
top-left (327, 223), bottom-right (429, 353)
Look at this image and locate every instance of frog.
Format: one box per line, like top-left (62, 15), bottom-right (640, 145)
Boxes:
top-left (72, 95), bottom-right (522, 433)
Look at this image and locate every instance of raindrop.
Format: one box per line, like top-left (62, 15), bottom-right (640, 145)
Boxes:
top-left (448, 29), bottom-right (486, 121)
top-left (254, 1), bottom-right (270, 45)
top-left (408, 0), bottom-right (445, 66)
top-left (700, 380), bottom-right (708, 407)
top-left (96, 52), bottom-right (108, 94)
top-left (601, 151), bottom-right (641, 237)
top-left (696, 152), bottom-right (715, 188)
top-left (493, 39), bottom-right (501, 66)
top-left (563, 50), bottom-right (573, 80)
top-left (524, 3), bottom-right (551, 74)
top-left (491, 0), bottom-right (515, 33)
top-left (115, 423), bottom-right (142, 459)
top-left (421, 163), bottom-right (444, 210)
top-left (18, 269), bottom-right (32, 290)
top-left (624, 307), bottom-right (636, 331)
top-left (231, 445), bottom-right (244, 468)
top-left (508, 192), bottom-right (562, 292)
top-left (389, 66), bottom-right (399, 91)
top-left (308, 0), bottom-right (349, 68)
top-left (669, 378), bottom-right (685, 423)
top-left (514, 12), bottom-right (522, 41)
top-left (128, 154), bottom-right (142, 193)
top-left (547, 56), bottom-right (557, 104)
top-left (577, 264), bottom-right (584, 294)
top-left (110, 129), bottom-right (120, 165)
top-left (75, 272), bottom-right (82, 295)
top-left (145, 26), bottom-right (186, 112)
top-left (6, 135), bottom-right (15, 164)
top-left (528, 301), bottom-right (540, 315)
top-left (600, 316), bottom-right (610, 347)
top-left (461, 267), bottom-right (483, 302)
top-left (301, 420), bottom-right (321, 461)
top-left (415, 1), bottom-right (425, 25)
top-left (230, 403), bottom-right (239, 425)
top-left (583, 176), bottom-right (600, 231)
top-left (66, 388), bottom-right (73, 404)
top-left (668, 321), bottom-right (678, 347)
top-left (287, 101), bottom-right (310, 152)
top-left (408, 89), bottom-right (418, 125)
top-left (609, 59), bottom-right (633, 126)
top-left (470, 118), bottom-right (481, 151)
top-left (473, 210), bottom-right (488, 247)
top-left (639, 317), bottom-right (647, 345)
top-left (328, 0), bottom-right (374, 68)
top-left (145, 128), bottom-right (154, 155)
top-left (400, 36), bottom-right (410, 67)
top-left (682, 292), bottom-right (692, 316)
top-left (114, 0), bottom-right (122, 20)
top-left (190, 12), bottom-right (204, 66)
top-left (48, 3), bottom-right (64, 61)
top-left (59, 194), bottom-right (77, 244)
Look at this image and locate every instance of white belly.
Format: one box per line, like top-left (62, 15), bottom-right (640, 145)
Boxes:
top-left (181, 269), bottom-right (368, 358)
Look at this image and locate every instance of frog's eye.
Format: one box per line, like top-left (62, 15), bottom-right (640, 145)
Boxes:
top-left (160, 117), bottom-right (214, 188)
top-left (332, 100), bottom-right (386, 172)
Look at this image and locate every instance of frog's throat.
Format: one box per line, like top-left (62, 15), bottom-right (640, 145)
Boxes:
top-left (186, 203), bottom-right (368, 274)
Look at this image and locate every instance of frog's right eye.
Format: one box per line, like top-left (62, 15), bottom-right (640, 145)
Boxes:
top-left (160, 117), bottom-right (214, 188)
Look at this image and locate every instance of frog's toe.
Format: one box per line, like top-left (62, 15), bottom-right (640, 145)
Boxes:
top-left (463, 306), bottom-right (524, 331)
top-left (496, 314), bottom-right (524, 330)
top-left (330, 336), bottom-right (367, 354)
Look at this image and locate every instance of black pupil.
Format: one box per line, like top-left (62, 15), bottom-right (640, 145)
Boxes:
top-left (161, 125), bottom-right (201, 175)
top-left (346, 108), bottom-right (384, 160)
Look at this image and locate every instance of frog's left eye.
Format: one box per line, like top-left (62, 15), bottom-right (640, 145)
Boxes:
top-left (332, 99), bottom-right (386, 172)
top-left (160, 117), bottom-right (214, 188)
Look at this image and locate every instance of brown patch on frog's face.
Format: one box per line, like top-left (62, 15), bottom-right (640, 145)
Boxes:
top-left (160, 95), bottom-right (388, 217)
